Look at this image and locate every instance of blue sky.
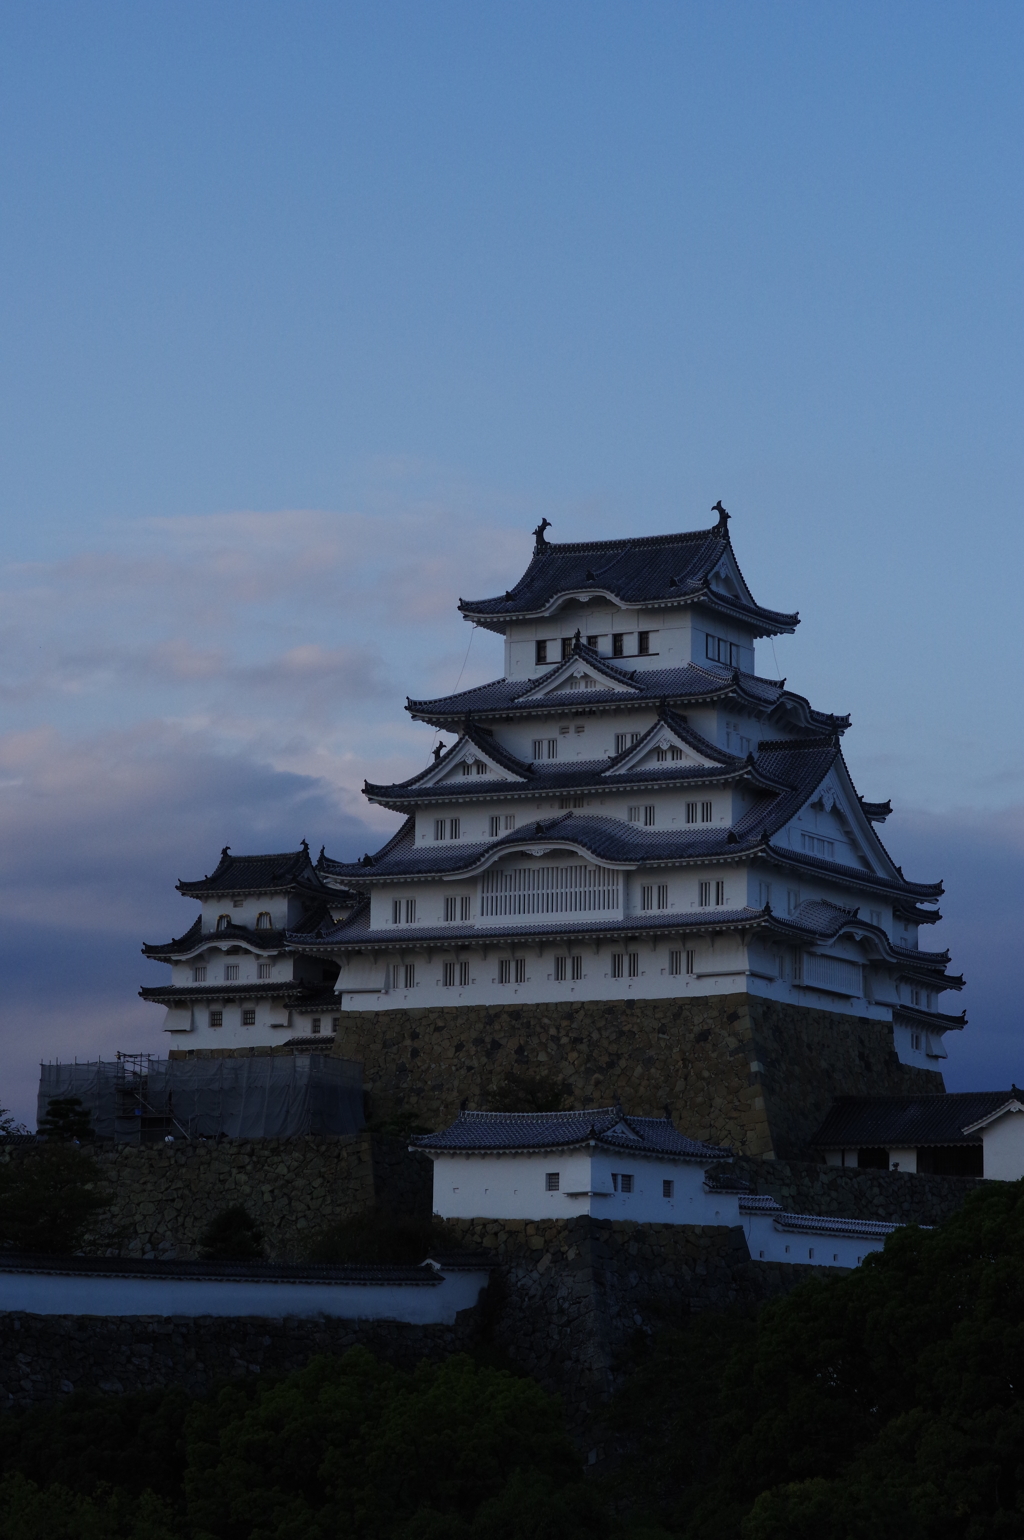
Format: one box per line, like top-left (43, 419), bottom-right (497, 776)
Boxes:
top-left (0, 2), bottom-right (1022, 1120)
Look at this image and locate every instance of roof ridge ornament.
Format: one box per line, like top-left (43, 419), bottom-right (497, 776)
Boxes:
top-left (712, 500), bottom-right (729, 530)
top-left (533, 518), bottom-right (551, 552)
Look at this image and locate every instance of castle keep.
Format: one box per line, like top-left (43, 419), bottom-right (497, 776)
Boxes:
top-left (141, 507), bottom-right (964, 1155)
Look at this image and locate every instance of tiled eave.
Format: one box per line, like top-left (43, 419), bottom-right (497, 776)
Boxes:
top-left (417, 1137), bottom-right (726, 1162)
top-left (893, 1004), bottom-right (968, 1031)
top-left (138, 983), bottom-right (322, 1006)
top-left (365, 763), bottom-right (779, 811)
top-left (142, 924), bottom-right (291, 960)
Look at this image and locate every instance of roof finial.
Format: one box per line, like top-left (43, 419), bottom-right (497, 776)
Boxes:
top-left (573, 628), bottom-right (582, 652)
top-left (533, 518), bottom-right (551, 551)
top-left (301, 838), bottom-right (309, 854)
top-left (432, 741), bottom-right (445, 762)
top-left (317, 845), bottom-right (325, 864)
top-left (712, 500), bottom-right (729, 529)
top-left (220, 846), bottom-right (230, 860)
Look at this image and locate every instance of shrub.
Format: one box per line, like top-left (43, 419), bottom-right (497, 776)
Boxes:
top-left (37, 1097), bottom-right (95, 1142)
top-left (0, 1145), bottom-right (108, 1253)
top-left (196, 1206), bottom-right (264, 1262)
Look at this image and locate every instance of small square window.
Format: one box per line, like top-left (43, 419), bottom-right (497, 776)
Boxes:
top-left (257, 962), bottom-right (272, 980)
top-left (545, 1172), bottom-right (560, 1191)
top-left (662, 1179), bottom-right (674, 1198)
top-left (620, 1173), bottom-right (634, 1193)
top-left (242, 1008), bottom-right (256, 1026)
top-left (224, 963), bottom-right (239, 981)
top-left (209, 1009), bottom-right (223, 1029)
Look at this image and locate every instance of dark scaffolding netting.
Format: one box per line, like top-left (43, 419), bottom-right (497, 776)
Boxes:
top-left (37, 1055), bottom-right (364, 1141)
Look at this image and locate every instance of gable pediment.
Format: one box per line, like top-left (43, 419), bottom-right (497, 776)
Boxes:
top-left (608, 726), bottom-right (722, 776)
top-left (529, 659), bottom-right (635, 699)
top-left (419, 737), bottom-right (526, 788)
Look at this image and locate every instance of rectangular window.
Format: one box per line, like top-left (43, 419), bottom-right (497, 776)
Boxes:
top-left (545, 1172), bottom-right (560, 1191)
top-left (480, 863), bottom-right (619, 917)
top-left (449, 818), bottom-right (461, 840)
top-left (620, 1173), bottom-right (634, 1193)
top-left (571, 955), bottom-right (582, 981)
top-left (514, 958), bottom-right (526, 983)
top-left (444, 896), bottom-right (457, 922)
top-left (461, 762), bottom-right (472, 776)
top-left (656, 747), bottom-right (667, 762)
top-left (555, 955), bottom-right (566, 981)
top-left (644, 805), bottom-right (655, 826)
top-left (224, 964), bottom-right (239, 981)
top-left (706, 633), bottom-right (741, 667)
top-left (670, 746), bottom-right (682, 760)
top-left (393, 899), bottom-right (402, 924)
top-left (535, 640), bottom-right (548, 665)
top-left (434, 818), bottom-right (446, 840)
top-left (532, 738), bottom-right (544, 760)
top-left (699, 881), bottom-right (711, 906)
top-left (631, 732), bottom-right (641, 745)
top-left (586, 634), bottom-right (599, 648)
top-left (615, 733), bottom-right (628, 754)
top-left (331, 1017), bottom-right (340, 1033)
top-left (242, 1008), bottom-right (256, 1026)
top-left (547, 738), bottom-right (557, 759)
top-left (311, 1018), bottom-right (321, 1035)
top-left (257, 962), bottom-right (272, 980)
top-left (499, 959), bottom-right (512, 984)
top-left (669, 949), bottom-right (682, 976)
top-left (701, 801), bottom-right (713, 823)
top-left (193, 965), bottom-right (207, 983)
top-left (459, 961), bottom-right (470, 986)
top-left (504, 814), bottom-right (516, 830)
top-left (489, 815), bottom-right (501, 837)
top-left (611, 953), bottom-right (624, 979)
top-left (561, 636), bottom-right (573, 660)
top-left (638, 631), bottom-right (651, 655)
top-left (612, 634), bottom-right (625, 657)
top-left (641, 884), bottom-right (653, 911)
top-left (686, 802), bottom-right (697, 824)
top-left (405, 899), bottom-right (416, 924)
top-left (715, 881), bottom-right (725, 906)
top-left (657, 884), bottom-right (669, 910)
top-left (392, 963), bottom-right (401, 989)
top-left (869, 909), bottom-right (882, 927)
top-left (686, 948), bottom-right (696, 975)
top-left (209, 1009), bottom-right (223, 1028)
top-left (475, 761), bottom-right (487, 775)
top-left (628, 952), bottom-right (639, 978)
top-left (628, 805), bottom-right (640, 823)
top-left (800, 832), bottom-right (835, 859)
top-left (404, 963), bottom-right (416, 989)
top-left (460, 895), bottom-right (471, 921)
top-left (663, 1179), bottom-right (674, 1198)
top-left (443, 961), bottom-right (456, 987)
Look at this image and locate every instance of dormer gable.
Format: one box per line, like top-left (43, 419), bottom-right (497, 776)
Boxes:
top-left (420, 734), bottom-right (527, 787)
top-left (706, 547), bottom-right (754, 607)
top-left (603, 710), bottom-right (739, 778)
top-left (525, 650), bottom-right (638, 701)
top-left (781, 769), bottom-right (894, 878)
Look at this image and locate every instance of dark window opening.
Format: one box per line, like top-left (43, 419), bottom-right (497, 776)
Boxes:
top-left (856, 1147), bottom-right (889, 1170)
top-left (612, 634), bottom-right (625, 657)
top-left (535, 640), bottom-right (548, 665)
top-left (917, 1145), bottom-right (983, 1177)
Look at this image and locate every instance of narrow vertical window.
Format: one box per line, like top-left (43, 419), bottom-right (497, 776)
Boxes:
top-left (489, 815), bottom-right (501, 837)
top-left (449, 817), bottom-right (460, 840)
top-left (669, 950), bottom-right (681, 976)
top-left (571, 955), bottom-right (582, 981)
top-left (701, 802), bottom-right (713, 823)
top-left (459, 961), bottom-right (470, 986)
top-left (192, 965), bottom-right (207, 983)
top-left (644, 805), bottom-right (655, 826)
top-left (663, 1179), bottom-right (674, 1198)
top-left (392, 963), bottom-right (401, 989)
top-left (443, 961), bottom-right (455, 987)
top-left (641, 884), bottom-right (653, 911)
top-left (331, 1017), bottom-right (340, 1033)
top-left (611, 953), bottom-right (624, 979)
top-left (460, 895), bottom-right (471, 921)
top-left (547, 738), bottom-right (557, 759)
top-left (475, 761), bottom-right (487, 775)
top-left (404, 963), bottom-right (416, 989)
top-left (392, 899), bottom-right (402, 924)
top-left (535, 640), bottom-right (548, 665)
top-left (224, 964), bottom-right (239, 981)
top-left (554, 956), bottom-right (566, 981)
top-left (628, 806), bottom-right (640, 823)
top-left (638, 631), bottom-right (650, 655)
top-left (715, 881), bottom-right (725, 906)
top-left (699, 881), bottom-right (711, 906)
top-left (615, 733), bottom-right (628, 754)
top-left (444, 896), bottom-right (457, 922)
top-left (257, 962), bottom-right (271, 980)
top-left (686, 949), bottom-right (696, 975)
top-left (612, 634), bottom-right (625, 657)
top-left (504, 814), bottom-right (516, 830)
top-left (499, 959), bottom-right (511, 984)
top-left (405, 898), bottom-right (417, 923)
top-left (656, 747), bottom-right (667, 762)
top-left (561, 636), bottom-right (573, 661)
top-left (311, 1018), bottom-right (321, 1035)
top-left (628, 952), bottom-right (639, 978)
top-left (686, 802), bottom-right (697, 824)
top-left (657, 884), bottom-right (669, 909)
top-left (514, 958), bottom-right (526, 983)
top-left (434, 818), bottom-right (446, 841)
top-left (532, 739), bottom-right (544, 760)
top-left (631, 733), bottom-right (641, 745)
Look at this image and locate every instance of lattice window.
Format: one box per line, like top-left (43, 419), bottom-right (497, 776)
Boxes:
top-left (480, 864), bottom-right (619, 917)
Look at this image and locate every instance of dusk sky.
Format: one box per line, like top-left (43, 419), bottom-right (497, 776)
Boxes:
top-left (1, 2), bottom-right (1022, 1120)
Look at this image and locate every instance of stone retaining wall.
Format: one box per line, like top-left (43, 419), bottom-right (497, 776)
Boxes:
top-left (711, 1155), bottom-right (983, 1227)
top-left (333, 994), bottom-right (943, 1158)
top-left (0, 1311), bottom-right (477, 1413)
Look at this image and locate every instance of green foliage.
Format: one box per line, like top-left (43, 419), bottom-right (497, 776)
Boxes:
top-left (611, 1178), bottom-right (1024, 1537)
top-left (182, 1348), bottom-right (603, 1540)
top-left (304, 1206), bottom-right (456, 1265)
top-left (487, 1071), bottom-right (572, 1113)
top-left (0, 1144), bottom-right (108, 1252)
top-left (0, 1474), bottom-right (180, 1540)
top-left (197, 1206), bottom-right (264, 1262)
top-left (38, 1096), bottom-right (95, 1141)
top-left (0, 1105), bottom-right (30, 1136)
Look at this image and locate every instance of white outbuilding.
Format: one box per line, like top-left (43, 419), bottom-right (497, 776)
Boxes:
top-left (961, 1096), bottom-right (1024, 1182)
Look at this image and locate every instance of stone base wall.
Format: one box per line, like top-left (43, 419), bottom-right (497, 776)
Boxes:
top-left (711, 1155), bottom-right (984, 1227)
top-left (0, 1311), bottom-right (477, 1413)
top-left (333, 995), bottom-right (944, 1158)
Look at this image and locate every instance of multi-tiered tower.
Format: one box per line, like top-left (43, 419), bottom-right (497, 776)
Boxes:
top-left (142, 509), bottom-right (963, 1154)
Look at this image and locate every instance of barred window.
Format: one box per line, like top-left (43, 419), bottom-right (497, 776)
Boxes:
top-left (663, 1179), bottom-right (674, 1198)
top-left (255, 912), bottom-right (272, 929)
top-left (209, 1009), bottom-right (223, 1028)
top-left (628, 952), bottom-right (639, 978)
top-left (638, 631), bottom-right (651, 655)
top-left (628, 806), bottom-right (640, 823)
top-left (475, 761), bottom-right (488, 775)
top-left (612, 634), bottom-right (625, 657)
top-left (242, 1008), bottom-right (256, 1026)
top-left (611, 953), bottom-right (624, 979)
top-left (257, 962), bottom-right (272, 980)
top-left (670, 747), bottom-right (682, 761)
top-left (641, 885), bottom-right (653, 911)
top-left (535, 640), bottom-right (548, 665)
top-left (657, 884), bottom-right (669, 909)
top-left (311, 1018), bottom-right (321, 1035)
top-left (515, 958), bottom-right (526, 983)
top-left (444, 896), bottom-right (457, 922)
top-left (686, 802), bottom-right (697, 824)
top-left (459, 962), bottom-right (470, 986)
top-left (715, 881), bottom-right (725, 906)
top-left (331, 1017), bottom-right (340, 1033)
top-left (504, 814), bottom-right (516, 831)
top-left (561, 636), bottom-right (573, 660)
top-left (192, 965), bottom-right (207, 983)
top-left (443, 961), bottom-right (456, 987)
top-left (699, 881), bottom-right (711, 906)
top-left (489, 815), bottom-right (501, 837)
top-left (545, 1172), bottom-right (560, 1191)
top-left (449, 818), bottom-right (460, 840)
top-left (404, 963), bottom-right (416, 989)
top-left (499, 959), bottom-right (512, 984)
top-left (701, 802), bottom-right (713, 823)
top-left (669, 950), bottom-right (681, 976)
top-left (644, 805), bottom-right (655, 827)
top-left (460, 895), bottom-right (471, 921)
top-left (686, 949), bottom-right (696, 975)
top-left (571, 955), bottom-right (582, 981)
top-left (405, 899), bottom-right (416, 924)
top-left (224, 964), bottom-right (239, 981)
top-left (615, 733), bottom-right (628, 754)
top-left (620, 1173), bottom-right (634, 1192)
top-left (435, 818), bottom-right (446, 840)
top-left (555, 956), bottom-right (566, 981)
top-left (480, 863), bottom-right (619, 917)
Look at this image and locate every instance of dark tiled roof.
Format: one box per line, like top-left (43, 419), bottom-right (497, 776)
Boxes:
top-left (458, 520), bottom-right (799, 635)
top-left (177, 845), bottom-right (339, 899)
top-left (407, 650), bottom-right (844, 729)
top-left (771, 1212), bottom-right (902, 1239)
top-left (810, 1092), bottom-right (1017, 1150)
top-left (139, 982), bottom-right (321, 1005)
top-left (412, 1106), bottom-right (731, 1161)
top-left (0, 1252), bottom-right (449, 1285)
